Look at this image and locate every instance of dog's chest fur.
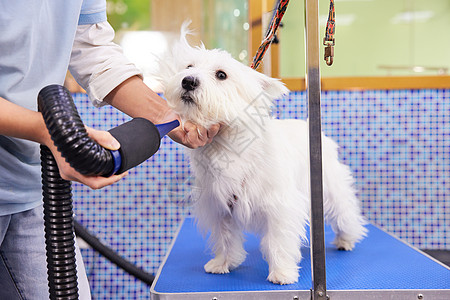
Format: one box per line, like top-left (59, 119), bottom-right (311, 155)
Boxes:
top-left (188, 119), bottom-right (309, 229)
top-left (188, 122), bottom-right (268, 221)
top-left (190, 123), bottom-right (263, 178)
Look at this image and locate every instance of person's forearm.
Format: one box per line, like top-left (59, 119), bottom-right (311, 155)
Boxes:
top-left (0, 96), bottom-right (50, 145)
top-left (103, 75), bottom-right (220, 149)
top-left (104, 76), bottom-right (176, 124)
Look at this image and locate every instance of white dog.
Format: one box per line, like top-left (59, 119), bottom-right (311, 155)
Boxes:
top-left (158, 25), bottom-right (367, 285)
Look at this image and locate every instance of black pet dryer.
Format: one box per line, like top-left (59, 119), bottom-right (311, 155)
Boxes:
top-left (38, 84), bottom-right (178, 299)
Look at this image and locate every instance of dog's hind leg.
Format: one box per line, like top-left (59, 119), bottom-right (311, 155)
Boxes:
top-left (323, 156), bottom-right (367, 251)
top-left (204, 215), bottom-right (247, 274)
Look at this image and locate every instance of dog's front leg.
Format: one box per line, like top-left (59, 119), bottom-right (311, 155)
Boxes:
top-left (204, 215), bottom-right (246, 274)
top-left (260, 215), bottom-right (304, 285)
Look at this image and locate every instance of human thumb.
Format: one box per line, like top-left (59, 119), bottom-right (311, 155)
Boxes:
top-left (85, 126), bottom-right (121, 150)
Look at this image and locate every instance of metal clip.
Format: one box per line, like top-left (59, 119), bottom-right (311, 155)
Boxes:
top-left (324, 44), bottom-right (334, 66)
top-left (323, 38), bottom-right (335, 66)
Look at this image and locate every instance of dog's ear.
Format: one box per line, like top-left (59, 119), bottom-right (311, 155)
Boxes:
top-left (254, 70), bottom-right (289, 100)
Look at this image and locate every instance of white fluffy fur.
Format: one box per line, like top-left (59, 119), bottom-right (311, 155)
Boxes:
top-left (158, 23), bottom-right (367, 285)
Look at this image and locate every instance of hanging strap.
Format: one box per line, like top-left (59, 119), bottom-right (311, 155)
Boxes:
top-left (250, 0), bottom-right (290, 70)
top-left (323, 0), bottom-right (335, 66)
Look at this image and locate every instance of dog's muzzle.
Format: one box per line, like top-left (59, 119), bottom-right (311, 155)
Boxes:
top-left (181, 76), bottom-right (199, 104)
top-left (181, 76), bottom-right (199, 91)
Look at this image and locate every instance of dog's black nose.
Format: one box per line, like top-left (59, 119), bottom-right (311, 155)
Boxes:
top-left (181, 76), bottom-right (199, 91)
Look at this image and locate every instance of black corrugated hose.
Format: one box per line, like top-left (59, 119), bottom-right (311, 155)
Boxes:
top-left (38, 84), bottom-right (178, 299)
top-left (73, 220), bottom-right (155, 285)
top-left (40, 145), bottom-right (79, 299)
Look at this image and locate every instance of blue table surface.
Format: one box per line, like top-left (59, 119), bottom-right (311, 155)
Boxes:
top-left (153, 218), bottom-right (450, 293)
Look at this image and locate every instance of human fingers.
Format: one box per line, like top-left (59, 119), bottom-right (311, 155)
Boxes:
top-left (183, 121), bottom-right (202, 148)
top-left (50, 140), bottom-right (127, 189)
top-left (57, 156), bottom-right (128, 189)
top-left (206, 123), bottom-right (221, 144)
top-left (197, 126), bottom-right (208, 143)
top-left (168, 121), bottom-right (220, 148)
top-left (71, 171), bottom-right (128, 190)
top-left (85, 126), bottom-right (120, 150)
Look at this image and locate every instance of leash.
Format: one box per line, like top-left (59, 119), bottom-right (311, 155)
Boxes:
top-left (250, 0), bottom-right (290, 70)
top-left (251, 0), bottom-right (335, 68)
top-left (323, 0), bottom-right (335, 66)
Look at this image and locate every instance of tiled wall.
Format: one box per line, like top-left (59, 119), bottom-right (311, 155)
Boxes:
top-left (72, 89), bottom-right (450, 299)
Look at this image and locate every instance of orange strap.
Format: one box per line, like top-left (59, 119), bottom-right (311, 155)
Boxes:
top-left (250, 0), bottom-right (290, 70)
top-left (323, 0), bottom-right (335, 66)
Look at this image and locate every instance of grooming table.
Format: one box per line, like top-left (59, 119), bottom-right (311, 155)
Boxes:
top-left (150, 218), bottom-right (450, 299)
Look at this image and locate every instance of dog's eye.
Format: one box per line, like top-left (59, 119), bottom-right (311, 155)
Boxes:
top-left (215, 70), bottom-right (227, 80)
top-left (187, 64), bottom-right (193, 69)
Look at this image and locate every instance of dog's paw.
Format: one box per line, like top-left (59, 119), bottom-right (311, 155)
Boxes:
top-left (267, 269), bottom-right (299, 285)
top-left (204, 258), bottom-right (230, 274)
top-left (333, 236), bottom-right (355, 251)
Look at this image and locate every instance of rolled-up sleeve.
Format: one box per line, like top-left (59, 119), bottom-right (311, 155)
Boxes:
top-left (69, 21), bottom-right (143, 107)
top-left (79, 0), bottom-right (107, 25)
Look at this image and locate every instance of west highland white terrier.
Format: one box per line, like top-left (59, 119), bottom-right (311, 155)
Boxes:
top-left (158, 24), bottom-right (367, 285)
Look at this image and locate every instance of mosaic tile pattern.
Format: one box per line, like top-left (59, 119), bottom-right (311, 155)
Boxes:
top-left (71, 89), bottom-right (450, 299)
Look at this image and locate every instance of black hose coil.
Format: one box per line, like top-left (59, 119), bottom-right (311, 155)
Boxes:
top-left (38, 85), bottom-right (114, 176)
top-left (38, 84), bottom-right (113, 300)
top-left (73, 220), bottom-right (155, 286)
top-left (40, 145), bottom-right (78, 300)
top-left (38, 84), bottom-right (174, 299)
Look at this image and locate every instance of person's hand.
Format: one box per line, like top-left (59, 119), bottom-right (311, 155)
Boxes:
top-left (168, 120), bottom-right (220, 149)
top-left (158, 110), bottom-right (220, 148)
top-left (46, 126), bottom-right (128, 189)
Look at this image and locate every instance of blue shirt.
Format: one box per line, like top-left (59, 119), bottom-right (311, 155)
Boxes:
top-left (0, 0), bottom-right (107, 215)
